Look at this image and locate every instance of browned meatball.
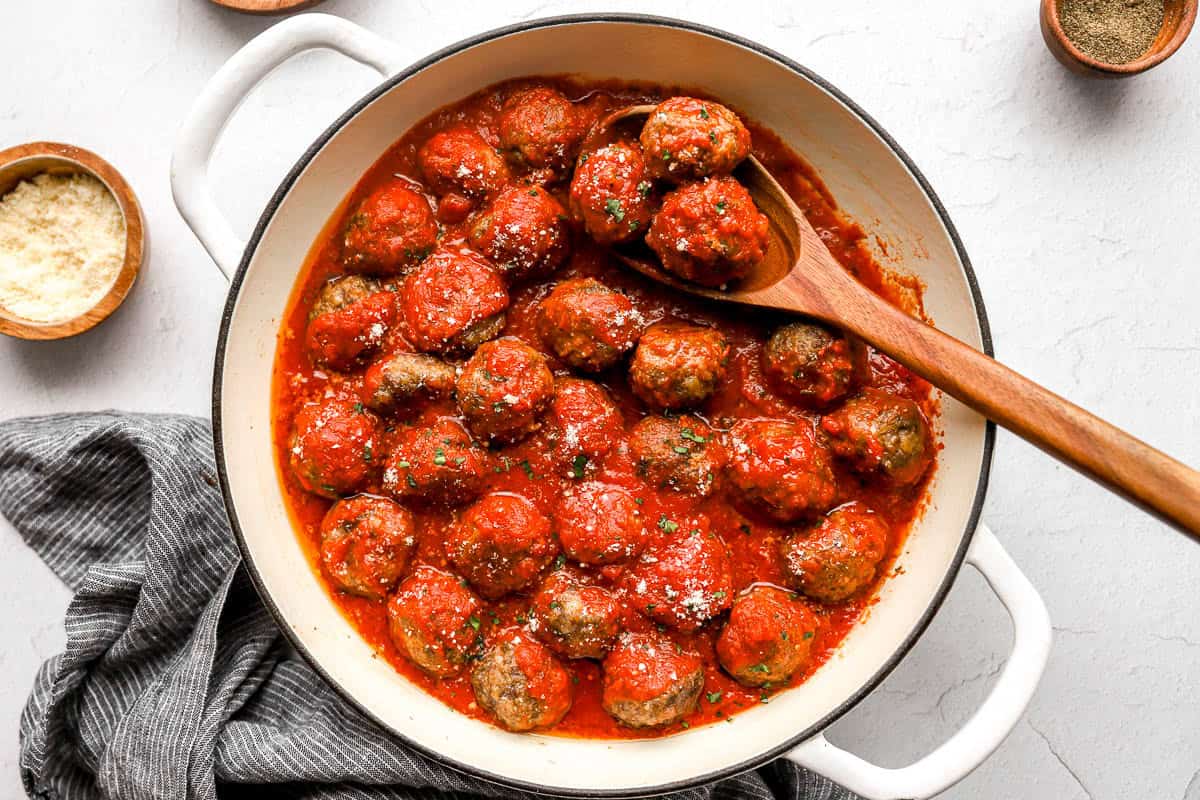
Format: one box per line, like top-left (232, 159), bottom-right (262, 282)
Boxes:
top-left (646, 177), bottom-right (769, 287)
top-left (468, 185), bottom-right (571, 282)
top-left (535, 278), bottom-right (641, 372)
top-left (725, 418), bottom-right (837, 522)
top-left (639, 97), bottom-right (751, 183)
top-left (417, 126), bottom-right (510, 221)
top-left (343, 179), bottom-right (438, 275)
top-left (629, 322), bottom-right (730, 410)
top-left (554, 481), bottom-right (647, 565)
top-left (388, 566), bottom-right (484, 677)
top-left (288, 398), bottom-right (381, 499)
top-left (446, 492), bottom-right (558, 599)
top-left (821, 389), bottom-right (933, 485)
top-left (471, 629), bottom-right (573, 732)
top-left (569, 141), bottom-right (654, 244)
top-left (318, 495), bottom-right (415, 600)
top-left (382, 417), bottom-right (491, 506)
top-left (360, 352), bottom-right (456, 415)
top-left (628, 414), bottom-right (726, 498)
top-left (622, 514), bottom-right (733, 632)
top-left (400, 248), bottom-right (509, 356)
top-left (305, 276), bottom-right (396, 372)
top-left (528, 570), bottom-right (623, 659)
top-left (456, 337), bottom-right (555, 443)
top-left (498, 86), bottom-right (587, 177)
top-left (716, 585), bottom-right (818, 687)
top-left (602, 632), bottom-right (704, 728)
top-left (781, 503), bottom-right (890, 603)
top-left (545, 378), bottom-right (624, 465)
top-left (763, 321), bottom-right (865, 409)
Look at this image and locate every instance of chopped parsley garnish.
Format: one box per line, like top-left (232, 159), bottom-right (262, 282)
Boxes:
top-left (433, 447), bottom-right (447, 466)
top-left (680, 427), bottom-right (707, 443)
top-left (605, 198), bottom-right (625, 221)
top-left (672, 445), bottom-right (691, 455)
top-left (580, 153), bottom-right (589, 164)
top-left (780, 631), bottom-right (789, 641)
top-left (571, 454), bottom-right (588, 479)
top-left (803, 631), bottom-right (815, 640)
top-left (709, 131), bottom-right (718, 144)
top-left (571, 674), bottom-right (580, 685)
top-left (634, 497), bottom-right (644, 505)
top-left (361, 444), bottom-right (373, 463)
top-left (454, 456), bottom-right (466, 465)
top-left (749, 663), bottom-right (770, 673)
top-left (739, 523), bottom-right (752, 535)
top-left (352, 402), bottom-right (365, 414)
top-left (467, 615), bottom-right (481, 631)
top-left (628, 219), bottom-right (639, 232)
top-left (699, 106), bottom-right (710, 119)
top-left (712, 590), bottom-right (725, 599)
top-left (519, 459), bottom-right (536, 479)
top-left (706, 691), bottom-right (723, 704)
top-left (715, 200), bottom-right (727, 214)
top-left (529, 188), bottom-right (539, 197)
top-left (661, 150), bottom-right (672, 161)
top-left (554, 554), bottom-right (567, 570)
top-left (680, 721), bottom-right (690, 729)
top-left (637, 181), bottom-right (652, 198)
top-left (406, 474), bottom-right (418, 489)
top-left (549, 600), bottom-right (562, 611)
top-left (658, 515), bottom-right (678, 534)
top-left (396, 460), bottom-right (412, 469)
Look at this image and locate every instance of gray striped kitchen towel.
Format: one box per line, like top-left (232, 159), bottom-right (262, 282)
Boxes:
top-left (0, 412), bottom-right (857, 800)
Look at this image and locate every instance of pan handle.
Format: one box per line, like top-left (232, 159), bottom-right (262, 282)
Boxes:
top-left (785, 524), bottom-right (1051, 799)
top-left (170, 13), bottom-right (407, 279)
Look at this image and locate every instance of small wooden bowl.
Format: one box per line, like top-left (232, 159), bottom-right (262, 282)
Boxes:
top-left (0, 142), bottom-right (145, 341)
top-left (208, 0), bottom-right (324, 14)
top-left (1041, 0), bottom-right (1198, 77)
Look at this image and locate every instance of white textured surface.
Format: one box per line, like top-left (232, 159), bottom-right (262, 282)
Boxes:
top-left (1, 1), bottom-right (1198, 798)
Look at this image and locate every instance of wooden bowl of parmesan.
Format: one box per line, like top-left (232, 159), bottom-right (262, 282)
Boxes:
top-left (0, 142), bottom-right (144, 340)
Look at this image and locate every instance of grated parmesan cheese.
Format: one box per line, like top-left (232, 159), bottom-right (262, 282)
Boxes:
top-left (0, 172), bottom-right (125, 323)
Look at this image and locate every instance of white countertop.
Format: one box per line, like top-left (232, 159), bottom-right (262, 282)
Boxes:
top-left (3, 1), bottom-right (1199, 797)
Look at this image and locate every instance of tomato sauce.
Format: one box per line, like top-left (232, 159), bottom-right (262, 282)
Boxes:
top-left (271, 77), bottom-right (936, 739)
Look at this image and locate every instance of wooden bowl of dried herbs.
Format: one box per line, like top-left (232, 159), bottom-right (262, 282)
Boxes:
top-left (1041, 0), bottom-right (1197, 77)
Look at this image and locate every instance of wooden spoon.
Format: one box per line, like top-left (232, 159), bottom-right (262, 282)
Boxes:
top-left (600, 105), bottom-right (1200, 539)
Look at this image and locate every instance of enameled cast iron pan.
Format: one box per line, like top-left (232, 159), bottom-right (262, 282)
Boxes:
top-left (172, 14), bottom-right (1051, 799)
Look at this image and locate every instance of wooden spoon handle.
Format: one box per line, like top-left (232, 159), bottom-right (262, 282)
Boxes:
top-left (834, 288), bottom-right (1200, 539)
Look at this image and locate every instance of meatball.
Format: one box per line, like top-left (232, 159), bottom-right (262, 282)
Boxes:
top-left (628, 414), bottom-right (727, 498)
top-left (305, 276), bottom-right (395, 371)
top-left (529, 571), bottom-right (622, 659)
top-left (629, 322), bottom-right (730, 410)
top-left (535, 278), bottom-right (641, 372)
top-left (646, 177), bottom-right (769, 287)
top-left (546, 378), bottom-right (623, 464)
top-left (382, 417), bottom-right (490, 506)
top-left (456, 337), bottom-right (555, 443)
top-left (623, 516), bottom-right (733, 632)
top-left (601, 632), bottom-right (704, 728)
top-left (498, 86), bottom-right (587, 177)
top-left (716, 585), bottom-right (818, 687)
top-left (343, 180), bottom-right (439, 275)
top-left (763, 321), bottom-right (865, 409)
top-left (388, 566), bottom-right (484, 678)
top-left (360, 351), bottom-right (456, 416)
top-left (446, 492), bottom-right (558, 598)
top-left (821, 389), bottom-right (933, 485)
top-left (417, 126), bottom-right (510, 221)
top-left (569, 141), bottom-right (654, 244)
top-left (639, 97), bottom-right (751, 183)
top-left (781, 503), bottom-right (890, 603)
top-left (471, 629), bottom-right (573, 732)
top-left (288, 398), bottom-right (380, 499)
top-left (318, 495), bottom-right (415, 600)
top-left (725, 418), bottom-right (837, 522)
top-left (468, 185), bottom-right (570, 282)
top-left (554, 481), bottom-right (647, 565)
top-left (400, 247), bottom-right (509, 355)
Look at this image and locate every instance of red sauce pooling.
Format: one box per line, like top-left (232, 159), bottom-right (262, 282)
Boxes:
top-left (271, 77), bottom-right (937, 739)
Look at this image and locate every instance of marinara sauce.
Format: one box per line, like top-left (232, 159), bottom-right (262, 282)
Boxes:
top-left (271, 77), bottom-right (936, 739)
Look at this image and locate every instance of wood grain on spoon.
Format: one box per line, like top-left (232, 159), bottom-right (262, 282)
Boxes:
top-left (603, 105), bottom-right (1200, 539)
